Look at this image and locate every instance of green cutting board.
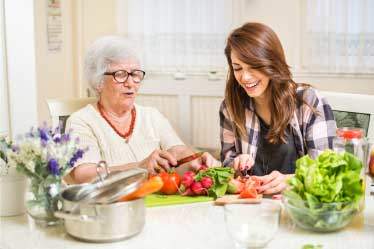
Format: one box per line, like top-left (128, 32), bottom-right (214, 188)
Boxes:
top-left (145, 194), bottom-right (214, 207)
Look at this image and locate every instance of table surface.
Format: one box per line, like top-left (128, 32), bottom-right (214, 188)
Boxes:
top-left (1, 195), bottom-right (374, 249)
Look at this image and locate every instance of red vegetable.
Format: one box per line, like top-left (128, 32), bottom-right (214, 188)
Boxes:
top-left (201, 176), bottom-right (213, 189)
top-left (159, 171), bottom-right (181, 195)
top-left (191, 181), bottom-right (205, 195)
top-left (227, 178), bottom-right (245, 194)
top-left (182, 187), bottom-right (195, 196)
top-left (238, 176), bottom-right (261, 199)
top-left (181, 171), bottom-right (195, 188)
top-left (239, 187), bottom-right (258, 199)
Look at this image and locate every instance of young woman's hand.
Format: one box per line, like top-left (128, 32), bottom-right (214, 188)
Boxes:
top-left (139, 149), bottom-right (177, 175)
top-left (256, 171), bottom-right (293, 194)
top-left (233, 154), bottom-right (254, 173)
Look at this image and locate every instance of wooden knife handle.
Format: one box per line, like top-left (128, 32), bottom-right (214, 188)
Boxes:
top-left (175, 152), bottom-right (204, 166)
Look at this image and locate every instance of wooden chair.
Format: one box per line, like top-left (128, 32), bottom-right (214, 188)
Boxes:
top-left (46, 97), bottom-right (97, 132)
top-left (321, 91), bottom-right (374, 138)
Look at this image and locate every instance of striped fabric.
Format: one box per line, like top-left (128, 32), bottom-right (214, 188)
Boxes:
top-left (220, 86), bottom-right (337, 167)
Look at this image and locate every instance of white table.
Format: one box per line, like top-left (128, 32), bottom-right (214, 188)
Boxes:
top-left (1, 196), bottom-right (374, 249)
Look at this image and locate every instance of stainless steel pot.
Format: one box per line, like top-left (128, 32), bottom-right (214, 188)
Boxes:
top-left (55, 165), bottom-right (148, 242)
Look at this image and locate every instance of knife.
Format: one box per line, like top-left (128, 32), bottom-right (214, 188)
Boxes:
top-left (173, 152), bottom-right (204, 167)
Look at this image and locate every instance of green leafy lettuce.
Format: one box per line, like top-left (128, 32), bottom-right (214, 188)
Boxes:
top-left (195, 167), bottom-right (234, 199)
top-left (284, 150), bottom-right (364, 230)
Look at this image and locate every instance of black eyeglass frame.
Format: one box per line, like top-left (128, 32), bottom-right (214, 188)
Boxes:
top-left (103, 69), bottom-right (146, 83)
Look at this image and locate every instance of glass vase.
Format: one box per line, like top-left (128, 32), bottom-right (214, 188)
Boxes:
top-left (26, 180), bottom-right (62, 226)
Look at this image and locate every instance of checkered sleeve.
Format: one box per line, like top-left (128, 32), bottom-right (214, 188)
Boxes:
top-left (219, 101), bottom-right (239, 167)
top-left (303, 88), bottom-right (337, 158)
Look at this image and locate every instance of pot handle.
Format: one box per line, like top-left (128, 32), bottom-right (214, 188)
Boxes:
top-left (54, 211), bottom-right (97, 222)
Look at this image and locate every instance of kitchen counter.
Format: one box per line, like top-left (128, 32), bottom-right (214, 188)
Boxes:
top-left (1, 196), bottom-right (374, 249)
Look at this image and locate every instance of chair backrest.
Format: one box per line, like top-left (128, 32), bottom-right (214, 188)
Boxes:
top-left (321, 91), bottom-right (374, 138)
top-left (46, 97), bottom-right (97, 132)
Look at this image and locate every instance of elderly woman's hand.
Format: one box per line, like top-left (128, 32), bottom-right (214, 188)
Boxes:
top-left (139, 149), bottom-right (177, 175)
top-left (188, 152), bottom-right (221, 171)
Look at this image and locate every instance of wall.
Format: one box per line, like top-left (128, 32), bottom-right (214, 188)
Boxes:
top-left (34, 0), bottom-right (76, 124)
top-left (73, 0), bottom-right (117, 97)
top-left (3, 0), bottom-right (371, 131)
top-left (70, 0), bottom-right (374, 100)
top-left (0, 0), bottom-right (8, 136)
top-left (242, 0), bottom-right (374, 94)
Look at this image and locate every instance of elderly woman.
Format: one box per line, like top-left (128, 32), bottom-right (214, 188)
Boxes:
top-left (66, 36), bottom-right (219, 183)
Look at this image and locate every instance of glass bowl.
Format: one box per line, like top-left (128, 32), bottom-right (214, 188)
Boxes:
top-left (224, 200), bottom-right (281, 248)
top-left (282, 194), bottom-right (360, 232)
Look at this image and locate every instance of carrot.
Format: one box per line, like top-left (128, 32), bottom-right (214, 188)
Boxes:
top-left (119, 175), bottom-right (164, 201)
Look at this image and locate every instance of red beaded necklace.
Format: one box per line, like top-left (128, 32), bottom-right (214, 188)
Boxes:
top-left (97, 102), bottom-right (136, 141)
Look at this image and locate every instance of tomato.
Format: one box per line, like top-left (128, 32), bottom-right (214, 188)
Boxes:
top-left (238, 176), bottom-right (260, 199)
top-left (239, 186), bottom-right (258, 199)
top-left (159, 171), bottom-right (181, 195)
top-left (337, 128), bottom-right (363, 139)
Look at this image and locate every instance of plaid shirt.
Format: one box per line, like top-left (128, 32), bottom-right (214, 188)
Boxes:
top-left (220, 86), bottom-right (337, 167)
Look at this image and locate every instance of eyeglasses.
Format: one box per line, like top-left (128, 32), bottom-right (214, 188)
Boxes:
top-left (103, 70), bottom-right (146, 84)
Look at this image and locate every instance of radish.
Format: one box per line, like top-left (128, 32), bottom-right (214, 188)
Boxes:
top-left (191, 181), bottom-right (205, 195)
top-left (181, 171), bottom-right (195, 188)
top-left (201, 176), bottom-right (213, 189)
top-left (182, 187), bottom-right (195, 196)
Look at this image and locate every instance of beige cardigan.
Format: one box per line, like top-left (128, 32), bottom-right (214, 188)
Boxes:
top-left (66, 104), bottom-right (184, 167)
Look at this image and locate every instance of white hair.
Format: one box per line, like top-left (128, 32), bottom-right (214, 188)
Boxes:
top-left (84, 36), bottom-right (143, 93)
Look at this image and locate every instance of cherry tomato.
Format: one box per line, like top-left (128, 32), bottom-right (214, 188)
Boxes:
top-left (159, 171), bottom-right (181, 195)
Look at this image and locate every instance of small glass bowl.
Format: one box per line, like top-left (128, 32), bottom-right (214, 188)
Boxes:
top-left (282, 194), bottom-right (360, 232)
top-left (224, 200), bottom-right (280, 248)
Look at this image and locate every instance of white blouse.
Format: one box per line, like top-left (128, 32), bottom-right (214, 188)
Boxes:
top-left (65, 104), bottom-right (184, 167)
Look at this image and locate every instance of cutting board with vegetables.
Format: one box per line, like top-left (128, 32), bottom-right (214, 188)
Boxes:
top-left (214, 194), bottom-right (263, 205)
top-left (145, 194), bottom-right (214, 207)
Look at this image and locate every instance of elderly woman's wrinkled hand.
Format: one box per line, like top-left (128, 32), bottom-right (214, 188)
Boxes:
top-left (188, 152), bottom-right (221, 171)
top-left (140, 149), bottom-right (177, 175)
top-left (200, 152), bottom-right (221, 167)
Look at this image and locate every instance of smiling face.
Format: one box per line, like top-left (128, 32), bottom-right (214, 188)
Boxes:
top-left (98, 58), bottom-right (142, 111)
top-left (230, 50), bottom-right (270, 101)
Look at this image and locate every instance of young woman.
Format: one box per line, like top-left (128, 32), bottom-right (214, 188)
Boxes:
top-left (220, 23), bottom-right (336, 194)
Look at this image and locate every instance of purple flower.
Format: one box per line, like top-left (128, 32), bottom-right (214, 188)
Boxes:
top-left (41, 140), bottom-right (48, 147)
top-left (61, 134), bottom-right (70, 143)
top-left (11, 145), bottom-right (20, 152)
top-left (48, 159), bottom-right (60, 176)
top-left (69, 149), bottom-right (85, 167)
top-left (53, 135), bottom-right (61, 143)
top-left (38, 128), bottom-right (49, 142)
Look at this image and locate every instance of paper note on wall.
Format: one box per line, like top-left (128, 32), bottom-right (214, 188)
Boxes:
top-left (47, 0), bottom-right (63, 53)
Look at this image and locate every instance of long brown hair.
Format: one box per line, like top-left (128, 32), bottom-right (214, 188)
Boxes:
top-left (224, 22), bottom-right (299, 144)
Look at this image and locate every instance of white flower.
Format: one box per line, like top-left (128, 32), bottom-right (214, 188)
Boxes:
top-left (48, 183), bottom-right (59, 197)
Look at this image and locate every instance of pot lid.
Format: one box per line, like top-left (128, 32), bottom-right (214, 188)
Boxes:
top-left (70, 161), bottom-right (148, 204)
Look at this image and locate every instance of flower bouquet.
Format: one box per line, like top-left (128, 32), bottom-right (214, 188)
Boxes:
top-left (0, 137), bottom-right (12, 176)
top-left (7, 124), bottom-right (85, 225)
